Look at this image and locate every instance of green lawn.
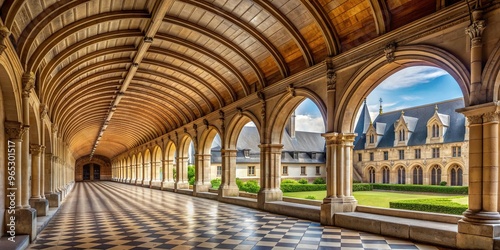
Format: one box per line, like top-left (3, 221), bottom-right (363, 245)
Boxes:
top-left (283, 190), bottom-right (468, 208)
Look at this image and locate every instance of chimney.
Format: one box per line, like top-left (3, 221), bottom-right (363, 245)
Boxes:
top-left (286, 111), bottom-right (296, 139)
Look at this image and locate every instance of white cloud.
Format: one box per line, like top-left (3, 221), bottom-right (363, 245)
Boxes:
top-left (400, 95), bottom-right (423, 101)
top-left (378, 66), bottom-right (448, 90)
top-left (295, 114), bottom-right (325, 133)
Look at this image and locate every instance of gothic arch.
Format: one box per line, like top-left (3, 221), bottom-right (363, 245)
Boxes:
top-left (267, 88), bottom-right (326, 144)
top-left (483, 39), bottom-right (500, 102)
top-left (198, 126), bottom-right (221, 156)
top-left (225, 111), bottom-right (261, 149)
top-left (336, 45), bottom-right (470, 133)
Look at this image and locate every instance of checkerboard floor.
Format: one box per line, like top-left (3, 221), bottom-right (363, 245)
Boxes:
top-left (29, 181), bottom-right (440, 249)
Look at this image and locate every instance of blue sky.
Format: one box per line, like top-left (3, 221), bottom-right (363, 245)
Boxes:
top-left (291, 66), bottom-right (463, 133)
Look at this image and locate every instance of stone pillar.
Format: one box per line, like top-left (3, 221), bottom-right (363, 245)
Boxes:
top-left (466, 10), bottom-right (486, 105)
top-left (219, 149), bottom-right (239, 197)
top-left (194, 154), bottom-right (212, 194)
top-left (21, 93), bottom-right (31, 208)
top-left (320, 133), bottom-right (358, 225)
top-left (161, 160), bottom-right (175, 189)
top-left (29, 145), bottom-right (49, 216)
top-left (257, 144), bottom-right (283, 208)
top-left (175, 157), bottom-right (189, 190)
top-left (457, 104), bottom-right (500, 249)
top-left (45, 153), bottom-right (59, 207)
top-left (5, 121), bottom-right (25, 209)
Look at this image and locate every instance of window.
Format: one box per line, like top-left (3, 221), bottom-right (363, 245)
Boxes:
top-left (369, 152), bottom-right (374, 161)
top-left (294, 152), bottom-right (299, 159)
top-left (368, 167), bottom-right (376, 183)
top-left (248, 166), bottom-right (255, 176)
top-left (300, 166), bottom-right (306, 175)
top-left (282, 166), bottom-right (288, 175)
top-left (369, 134), bottom-right (374, 143)
top-left (358, 153), bottom-right (362, 162)
top-left (398, 150), bottom-right (404, 160)
top-left (432, 124), bottom-right (439, 137)
top-left (311, 152), bottom-right (317, 159)
top-left (382, 167), bottom-right (390, 184)
top-left (413, 166), bottom-right (423, 185)
top-left (397, 166), bottom-right (406, 184)
top-left (399, 130), bottom-right (405, 141)
top-left (217, 166), bottom-right (222, 177)
top-left (383, 151), bottom-right (388, 160)
top-left (431, 165), bottom-right (442, 185)
top-left (244, 149), bottom-right (250, 158)
top-left (316, 166), bottom-right (320, 175)
top-left (452, 146), bottom-right (461, 157)
top-left (414, 149), bottom-right (421, 159)
top-left (432, 148), bottom-right (440, 158)
top-left (450, 165), bottom-right (463, 186)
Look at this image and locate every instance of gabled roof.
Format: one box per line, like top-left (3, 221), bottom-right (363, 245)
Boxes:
top-left (354, 100), bottom-right (372, 145)
top-left (354, 98), bottom-right (465, 150)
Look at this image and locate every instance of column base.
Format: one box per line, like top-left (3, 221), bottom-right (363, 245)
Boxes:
top-left (47, 193), bottom-right (61, 207)
top-left (457, 219), bottom-right (500, 249)
top-left (257, 188), bottom-right (283, 208)
top-left (320, 196), bottom-right (357, 226)
top-left (142, 180), bottom-right (151, 187)
top-left (218, 184), bottom-right (239, 197)
top-left (175, 182), bottom-right (189, 190)
top-left (5, 208), bottom-right (37, 242)
top-left (193, 183), bottom-right (211, 194)
top-left (29, 198), bottom-right (49, 217)
top-left (161, 181), bottom-right (175, 190)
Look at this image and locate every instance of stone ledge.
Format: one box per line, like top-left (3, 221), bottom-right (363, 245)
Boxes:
top-left (0, 235), bottom-right (29, 250)
top-left (265, 201), bottom-right (320, 221)
top-left (335, 212), bottom-right (457, 248)
top-left (194, 192), bottom-right (218, 200)
top-left (218, 196), bottom-right (258, 209)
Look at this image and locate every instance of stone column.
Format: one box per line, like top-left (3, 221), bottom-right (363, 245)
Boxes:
top-left (194, 154), bottom-right (212, 194)
top-left (162, 160), bottom-right (175, 189)
top-left (5, 121), bottom-right (25, 209)
top-left (466, 10), bottom-right (486, 105)
top-left (21, 86), bottom-right (32, 208)
top-left (29, 144), bottom-right (49, 216)
top-left (218, 149), bottom-right (239, 197)
top-left (257, 144), bottom-right (283, 208)
top-left (457, 104), bottom-right (500, 249)
top-left (320, 133), bottom-right (358, 225)
top-left (175, 157), bottom-right (189, 190)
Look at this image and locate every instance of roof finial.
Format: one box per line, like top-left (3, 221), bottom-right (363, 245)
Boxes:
top-left (435, 104), bottom-right (438, 112)
top-left (401, 110), bottom-right (405, 116)
top-left (364, 98), bottom-right (367, 105)
top-left (379, 98), bottom-right (383, 115)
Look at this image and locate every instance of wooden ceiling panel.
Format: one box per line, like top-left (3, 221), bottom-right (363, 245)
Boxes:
top-left (387, 0), bottom-right (435, 30)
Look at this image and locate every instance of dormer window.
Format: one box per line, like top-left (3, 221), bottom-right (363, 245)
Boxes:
top-left (293, 152), bottom-right (298, 159)
top-left (369, 134), bottom-right (374, 143)
top-left (399, 130), bottom-right (405, 141)
top-left (432, 124), bottom-right (439, 137)
top-left (244, 149), bottom-right (250, 158)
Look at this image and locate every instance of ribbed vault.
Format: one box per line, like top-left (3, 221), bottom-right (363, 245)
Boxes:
top-left (1, 0), bottom-right (445, 159)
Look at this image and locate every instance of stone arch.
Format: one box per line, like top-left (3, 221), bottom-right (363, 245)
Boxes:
top-left (267, 88), bottom-right (326, 144)
top-left (74, 155), bottom-right (111, 181)
top-left (29, 104), bottom-right (41, 145)
top-left (336, 45), bottom-right (470, 133)
top-left (176, 134), bottom-right (193, 189)
top-left (409, 163), bottom-right (424, 185)
top-left (429, 163), bottom-right (444, 185)
top-left (225, 111), bottom-right (261, 149)
top-left (137, 152), bottom-right (143, 183)
top-left (152, 145), bottom-right (163, 187)
top-left (0, 52), bottom-right (23, 122)
top-left (393, 164), bottom-right (407, 184)
top-left (380, 165), bottom-right (391, 184)
top-left (143, 148), bottom-right (152, 186)
top-left (364, 165), bottom-right (376, 183)
top-left (198, 126), bottom-right (222, 155)
top-left (483, 39), bottom-right (500, 102)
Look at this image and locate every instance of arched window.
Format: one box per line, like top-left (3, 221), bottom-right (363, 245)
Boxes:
top-left (413, 166), bottom-right (423, 185)
top-left (399, 130), bottom-right (405, 141)
top-left (450, 165), bottom-right (463, 186)
top-left (369, 134), bottom-right (374, 143)
top-left (431, 165), bottom-right (442, 185)
top-left (397, 166), bottom-right (406, 184)
top-left (432, 124), bottom-right (439, 137)
top-left (368, 167), bottom-right (376, 183)
top-left (382, 167), bottom-right (390, 184)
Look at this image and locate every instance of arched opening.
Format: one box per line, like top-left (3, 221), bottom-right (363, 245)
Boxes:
top-left (449, 164), bottom-right (464, 186)
top-left (235, 121), bottom-right (261, 193)
top-left (152, 146), bottom-right (162, 188)
top-left (368, 167), bottom-right (376, 183)
top-left (176, 135), bottom-right (193, 190)
top-left (397, 166), bottom-right (406, 184)
top-left (198, 127), bottom-right (221, 192)
top-left (382, 166), bottom-right (390, 184)
top-left (413, 165), bottom-right (423, 185)
top-left (431, 165), bottom-right (442, 185)
top-left (162, 141), bottom-right (177, 189)
top-left (82, 163), bottom-right (101, 180)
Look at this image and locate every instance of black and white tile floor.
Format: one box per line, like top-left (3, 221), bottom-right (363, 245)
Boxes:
top-left (29, 182), bottom-right (440, 249)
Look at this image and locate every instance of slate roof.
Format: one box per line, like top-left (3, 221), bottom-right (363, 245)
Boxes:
top-left (211, 126), bottom-right (325, 164)
top-left (354, 98), bottom-right (466, 150)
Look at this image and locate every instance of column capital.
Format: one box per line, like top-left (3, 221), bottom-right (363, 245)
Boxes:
top-left (258, 143), bottom-right (283, 149)
top-left (0, 25), bottom-right (10, 55)
top-left (322, 132), bottom-right (356, 144)
top-left (30, 144), bottom-right (45, 154)
top-left (457, 102), bottom-right (500, 124)
top-left (483, 111), bottom-right (500, 123)
top-left (5, 121), bottom-right (25, 140)
top-left (22, 71), bottom-right (35, 96)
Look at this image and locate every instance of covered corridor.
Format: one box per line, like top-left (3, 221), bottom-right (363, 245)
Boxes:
top-left (29, 182), bottom-right (436, 250)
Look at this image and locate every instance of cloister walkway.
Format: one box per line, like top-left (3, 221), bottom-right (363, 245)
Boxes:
top-left (28, 182), bottom-right (438, 249)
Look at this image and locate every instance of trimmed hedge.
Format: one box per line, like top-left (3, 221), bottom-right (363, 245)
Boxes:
top-left (372, 184), bottom-right (468, 194)
top-left (280, 183), bottom-right (371, 192)
top-left (389, 198), bottom-right (467, 215)
top-left (353, 183), bottom-right (372, 191)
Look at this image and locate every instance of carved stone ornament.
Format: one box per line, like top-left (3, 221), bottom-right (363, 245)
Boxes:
top-left (203, 119), bottom-right (209, 127)
top-left (257, 91), bottom-right (265, 101)
top-left (286, 84), bottom-right (295, 96)
top-left (482, 112), bottom-right (500, 123)
top-left (326, 71), bottom-right (336, 91)
top-left (467, 114), bottom-right (483, 125)
top-left (5, 121), bottom-right (25, 140)
top-left (466, 20), bottom-right (486, 47)
top-left (184, 127), bottom-right (188, 134)
top-left (219, 110), bottom-right (224, 119)
top-left (40, 104), bottom-right (48, 119)
top-left (237, 107), bottom-right (243, 116)
top-left (30, 144), bottom-right (45, 154)
top-left (0, 25), bottom-right (10, 55)
top-left (193, 123), bottom-right (198, 132)
top-left (384, 42), bottom-right (397, 63)
top-left (22, 71), bottom-right (35, 96)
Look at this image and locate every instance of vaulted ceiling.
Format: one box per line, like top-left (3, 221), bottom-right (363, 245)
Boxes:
top-left (1, 0), bottom-right (453, 159)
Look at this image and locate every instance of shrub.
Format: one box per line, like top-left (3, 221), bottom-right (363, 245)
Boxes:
top-left (313, 177), bottom-right (326, 184)
top-left (353, 180), bottom-right (362, 183)
top-left (188, 165), bottom-right (195, 185)
top-left (282, 179), bottom-right (299, 184)
top-left (305, 195), bottom-right (316, 200)
top-left (298, 178), bottom-right (309, 184)
top-left (353, 183), bottom-right (372, 192)
top-left (281, 184), bottom-right (326, 192)
top-left (211, 178), bottom-right (221, 189)
top-left (440, 181), bottom-right (447, 186)
top-left (389, 198), bottom-right (467, 215)
top-left (240, 180), bottom-right (260, 193)
top-left (371, 184), bottom-right (467, 194)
